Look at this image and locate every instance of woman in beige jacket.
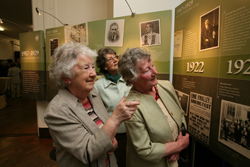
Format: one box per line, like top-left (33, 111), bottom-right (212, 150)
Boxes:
top-left (119, 47), bottom-right (189, 167)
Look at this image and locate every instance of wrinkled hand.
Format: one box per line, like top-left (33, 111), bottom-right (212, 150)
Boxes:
top-left (177, 131), bottom-right (189, 151)
top-left (168, 152), bottom-right (180, 162)
top-left (108, 138), bottom-right (118, 155)
top-left (112, 96), bottom-right (140, 124)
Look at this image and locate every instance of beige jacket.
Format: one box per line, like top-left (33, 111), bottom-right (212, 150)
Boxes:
top-left (44, 89), bottom-right (118, 167)
top-left (125, 80), bottom-right (186, 167)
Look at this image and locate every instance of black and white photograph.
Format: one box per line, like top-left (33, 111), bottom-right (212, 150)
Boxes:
top-left (64, 23), bottom-right (89, 45)
top-left (200, 6), bottom-right (220, 51)
top-left (218, 100), bottom-right (250, 159)
top-left (175, 89), bottom-right (189, 116)
top-left (50, 38), bottom-right (58, 56)
top-left (105, 19), bottom-right (125, 47)
top-left (140, 19), bottom-right (161, 46)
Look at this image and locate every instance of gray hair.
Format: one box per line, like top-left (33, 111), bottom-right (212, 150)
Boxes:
top-left (118, 47), bottom-right (151, 86)
top-left (49, 42), bottom-right (97, 88)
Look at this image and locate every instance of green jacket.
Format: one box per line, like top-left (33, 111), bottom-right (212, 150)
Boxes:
top-left (125, 80), bottom-right (186, 167)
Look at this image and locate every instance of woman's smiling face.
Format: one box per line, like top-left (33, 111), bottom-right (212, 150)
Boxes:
top-left (134, 57), bottom-right (158, 91)
top-left (68, 53), bottom-right (96, 94)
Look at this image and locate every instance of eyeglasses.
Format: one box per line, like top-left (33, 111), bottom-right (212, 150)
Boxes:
top-left (105, 55), bottom-right (119, 62)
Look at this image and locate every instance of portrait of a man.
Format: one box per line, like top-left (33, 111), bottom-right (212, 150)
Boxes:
top-left (105, 19), bottom-right (124, 47)
top-left (140, 19), bottom-right (161, 46)
top-left (107, 22), bottom-right (119, 42)
top-left (200, 6), bottom-right (220, 51)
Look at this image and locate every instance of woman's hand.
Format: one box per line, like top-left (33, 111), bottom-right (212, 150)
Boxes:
top-left (163, 132), bottom-right (189, 157)
top-left (168, 152), bottom-right (180, 162)
top-left (108, 138), bottom-right (118, 155)
top-left (167, 132), bottom-right (189, 161)
top-left (102, 96), bottom-right (140, 141)
top-left (176, 131), bottom-right (189, 151)
top-left (111, 96), bottom-right (140, 125)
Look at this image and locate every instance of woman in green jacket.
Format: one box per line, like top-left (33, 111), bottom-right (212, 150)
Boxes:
top-left (118, 47), bottom-right (189, 167)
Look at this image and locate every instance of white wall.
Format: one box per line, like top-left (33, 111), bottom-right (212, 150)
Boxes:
top-left (0, 34), bottom-right (20, 61)
top-left (114, 0), bottom-right (184, 17)
top-left (113, 0), bottom-right (185, 82)
top-left (32, 0), bottom-right (113, 32)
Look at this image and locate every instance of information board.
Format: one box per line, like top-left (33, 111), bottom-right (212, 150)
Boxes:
top-left (173, 0), bottom-right (250, 166)
top-left (20, 31), bottom-right (46, 100)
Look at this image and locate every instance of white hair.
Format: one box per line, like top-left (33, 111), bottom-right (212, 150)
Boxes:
top-left (49, 42), bottom-right (97, 88)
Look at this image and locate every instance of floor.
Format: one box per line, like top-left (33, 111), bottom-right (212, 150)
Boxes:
top-left (0, 95), bottom-right (57, 167)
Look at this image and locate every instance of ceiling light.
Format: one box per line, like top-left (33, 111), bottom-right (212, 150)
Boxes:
top-left (0, 27), bottom-right (4, 31)
top-left (35, 7), bottom-right (68, 26)
top-left (0, 18), bottom-right (3, 24)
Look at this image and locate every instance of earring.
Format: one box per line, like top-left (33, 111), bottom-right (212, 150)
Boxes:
top-left (67, 81), bottom-right (71, 84)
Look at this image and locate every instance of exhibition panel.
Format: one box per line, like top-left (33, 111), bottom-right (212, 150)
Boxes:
top-left (20, 31), bottom-right (46, 101)
top-left (173, 0), bottom-right (250, 166)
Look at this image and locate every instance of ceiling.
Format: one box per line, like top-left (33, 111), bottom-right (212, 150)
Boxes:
top-left (0, 0), bottom-right (33, 40)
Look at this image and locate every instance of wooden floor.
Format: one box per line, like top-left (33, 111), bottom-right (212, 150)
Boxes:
top-left (0, 96), bottom-right (57, 167)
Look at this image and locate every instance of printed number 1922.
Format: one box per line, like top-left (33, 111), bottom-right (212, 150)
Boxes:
top-left (187, 62), bottom-right (204, 73)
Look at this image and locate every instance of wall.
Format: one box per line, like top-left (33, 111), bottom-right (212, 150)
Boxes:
top-left (32, 0), bottom-right (113, 32)
top-left (0, 34), bottom-right (20, 61)
top-left (114, 0), bottom-right (185, 17)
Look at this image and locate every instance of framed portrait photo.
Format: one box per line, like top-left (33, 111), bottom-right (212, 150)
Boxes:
top-left (105, 19), bottom-right (125, 47)
top-left (140, 19), bottom-right (161, 47)
top-left (200, 6), bottom-right (220, 51)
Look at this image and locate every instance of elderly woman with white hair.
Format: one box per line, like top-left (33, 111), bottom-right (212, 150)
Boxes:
top-left (44, 42), bottom-right (140, 167)
top-left (118, 47), bottom-right (189, 167)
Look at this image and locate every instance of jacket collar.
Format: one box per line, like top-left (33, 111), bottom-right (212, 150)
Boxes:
top-left (58, 88), bottom-right (98, 110)
top-left (103, 77), bottom-right (125, 88)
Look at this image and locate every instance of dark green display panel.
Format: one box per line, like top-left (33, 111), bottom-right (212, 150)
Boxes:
top-left (20, 31), bottom-right (46, 101)
top-left (173, 0), bottom-right (250, 166)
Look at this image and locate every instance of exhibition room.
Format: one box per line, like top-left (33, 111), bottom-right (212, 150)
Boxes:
top-left (0, 0), bottom-right (249, 167)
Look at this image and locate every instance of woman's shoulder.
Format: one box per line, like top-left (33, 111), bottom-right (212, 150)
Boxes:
top-left (157, 80), bottom-right (173, 89)
top-left (157, 80), bottom-right (176, 97)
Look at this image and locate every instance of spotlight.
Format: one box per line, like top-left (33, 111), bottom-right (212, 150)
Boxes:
top-left (35, 8), bottom-right (41, 15)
